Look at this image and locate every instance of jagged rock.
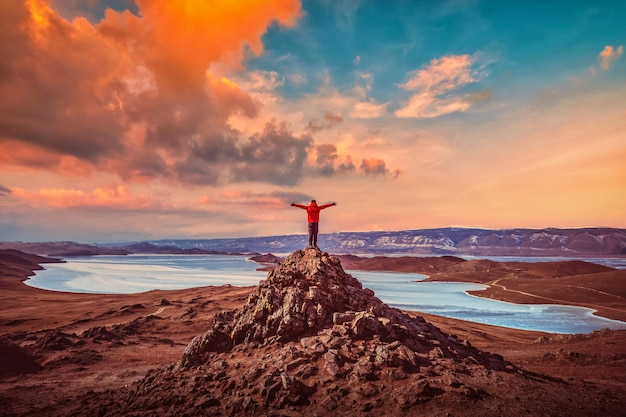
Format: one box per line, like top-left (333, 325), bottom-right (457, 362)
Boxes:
top-left (82, 326), bottom-right (117, 342)
top-left (323, 349), bottom-right (342, 377)
top-left (182, 329), bottom-right (232, 367)
top-left (182, 247), bottom-right (462, 368)
top-left (38, 330), bottom-right (75, 350)
top-left (79, 247), bottom-right (524, 416)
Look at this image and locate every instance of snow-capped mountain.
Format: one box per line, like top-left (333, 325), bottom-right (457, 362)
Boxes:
top-left (140, 227), bottom-right (626, 256)
top-left (4, 227), bottom-right (624, 257)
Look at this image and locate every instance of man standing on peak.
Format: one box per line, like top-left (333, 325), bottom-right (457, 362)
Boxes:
top-left (291, 199), bottom-right (336, 248)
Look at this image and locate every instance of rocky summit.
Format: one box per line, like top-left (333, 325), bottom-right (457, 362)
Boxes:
top-left (69, 248), bottom-right (573, 416)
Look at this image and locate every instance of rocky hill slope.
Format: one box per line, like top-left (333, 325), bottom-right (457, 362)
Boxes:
top-left (60, 248), bottom-right (624, 416)
top-left (0, 249), bottom-right (65, 287)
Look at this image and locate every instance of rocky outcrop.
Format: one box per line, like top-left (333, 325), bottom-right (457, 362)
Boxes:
top-left (67, 248), bottom-right (540, 416)
top-left (181, 248), bottom-right (500, 371)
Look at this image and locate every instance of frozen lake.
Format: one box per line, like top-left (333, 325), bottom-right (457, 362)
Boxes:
top-left (26, 254), bottom-right (626, 334)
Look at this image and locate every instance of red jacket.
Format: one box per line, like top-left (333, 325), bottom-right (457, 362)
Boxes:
top-left (293, 202), bottom-right (334, 223)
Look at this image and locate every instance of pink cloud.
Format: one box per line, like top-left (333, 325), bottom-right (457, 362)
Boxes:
top-left (337, 155), bottom-right (356, 173)
top-left (400, 55), bottom-right (476, 93)
top-left (11, 184), bottom-right (154, 209)
top-left (350, 101), bottom-right (388, 119)
top-left (306, 111), bottom-right (344, 132)
top-left (598, 45), bottom-right (624, 71)
top-left (360, 158), bottom-right (387, 175)
top-left (200, 189), bottom-right (310, 209)
top-left (395, 54), bottom-right (484, 118)
top-left (314, 143), bottom-right (339, 175)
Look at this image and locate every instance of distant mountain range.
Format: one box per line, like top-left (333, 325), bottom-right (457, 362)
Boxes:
top-left (2, 227), bottom-right (625, 257)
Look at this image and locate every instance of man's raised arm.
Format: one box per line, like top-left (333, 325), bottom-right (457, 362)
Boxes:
top-left (319, 202), bottom-right (337, 210)
top-left (291, 203), bottom-right (307, 209)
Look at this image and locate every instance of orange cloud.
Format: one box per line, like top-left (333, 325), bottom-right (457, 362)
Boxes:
top-left (0, 0), bottom-right (306, 186)
top-left (598, 45), bottom-right (624, 71)
top-left (11, 184), bottom-right (154, 209)
top-left (0, 140), bottom-right (95, 176)
top-left (98, 0), bottom-right (302, 92)
top-left (200, 188), bottom-right (309, 209)
top-left (220, 189), bottom-right (285, 207)
top-left (360, 158), bottom-right (387, 175)
top-left (1, 1), bottom-right (131, 164)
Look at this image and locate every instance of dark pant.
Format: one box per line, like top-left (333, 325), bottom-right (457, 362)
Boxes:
top-left (308, 222), bottom-right (319, 247)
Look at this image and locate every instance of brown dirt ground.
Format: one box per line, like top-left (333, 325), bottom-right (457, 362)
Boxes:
top-left (1, 255), bottom-right (626, 416)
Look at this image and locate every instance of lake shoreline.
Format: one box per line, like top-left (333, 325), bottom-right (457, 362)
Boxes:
top-left (256, 252), bottom-right (626, 322)
top-left (333, 253), bottom-right (626, 322)
top-left (2, 249), bottom-right (626, 416)
top-left (19, 251), bottom-right (626, 326)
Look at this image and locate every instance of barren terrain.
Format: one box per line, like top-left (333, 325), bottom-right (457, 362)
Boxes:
top-left (1, 249), bottom-right (626, 416)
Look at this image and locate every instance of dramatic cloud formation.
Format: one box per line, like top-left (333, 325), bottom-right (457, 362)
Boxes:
top-left (229, 120), bottom-right (313, 185)
top-left (598, 45), bottom-right (624, 70)
top-left (1, 0), bottom-right (352, 187)
top-left (1, 1), bottom-right (624, 242)
top-left (1, 0), bottom-right (129, 163)
top-left (395, 54), bottom-right (483, 118)
top-left (0, 0), bottom-right (394, 189)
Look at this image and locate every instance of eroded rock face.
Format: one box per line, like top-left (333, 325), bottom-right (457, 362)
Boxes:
top-left (78, 248), bottom-right (520, 416)
top-left (175, 249), bottom-right (511, 411)
top-left (182, 248), bottom-right (399, 365)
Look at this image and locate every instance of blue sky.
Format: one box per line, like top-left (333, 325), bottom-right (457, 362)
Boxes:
top-left (0, 0), bottom-right (624, 242)
top-left (255, 1), bottom-right (625, 100)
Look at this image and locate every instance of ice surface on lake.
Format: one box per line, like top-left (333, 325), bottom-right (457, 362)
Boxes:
top-left (27, 254), bottom-right (626, 334)
top-left (27, 255), bottom-right (265, 293)
top-left (351, 271), bottom-right (626, 334)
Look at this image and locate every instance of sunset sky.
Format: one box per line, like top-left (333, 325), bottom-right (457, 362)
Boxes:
top-left (1, 0), bottom-right (625, 243)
